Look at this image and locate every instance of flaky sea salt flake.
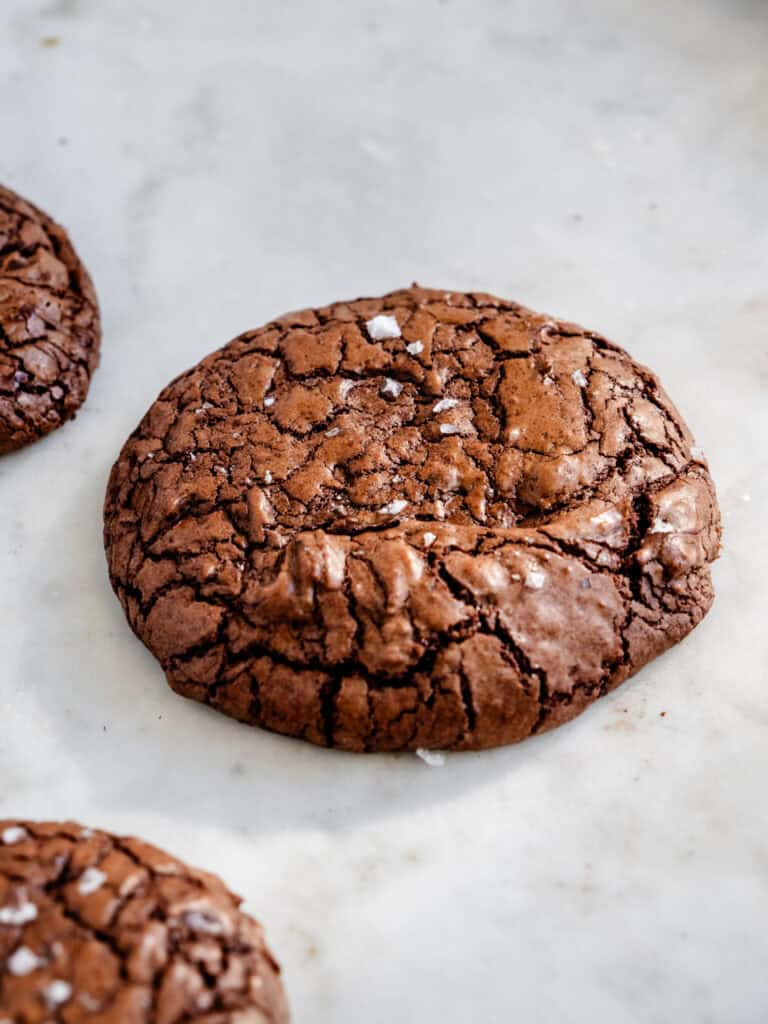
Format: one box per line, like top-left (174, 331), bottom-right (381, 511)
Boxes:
top-left (380, 377), bottom-right (403, 399)
top-left (379, 499), bottom-right (408, 516)
top-left (7, 946), bottom-right (43, 976)
top-left (524, 569), bottom-right (546, 590)
top-left (571, 369), bottom-right (588, 387)
top-left (366, 314), bottom-right (401, 340)
top-left (406, 340), bottom-right (424, 355)
top-left (1, 827), bottom-right (27, 845)
top-left (184, 909), bottom-right (224, 935)
top-left (45, 980), bottom-right (72, 1008)
top-left (0, 899), bottom-right (38, 926)
top-left (433, 398), bottom-right (458, 413)
top-left (78, 867), bottom-right (106, 896)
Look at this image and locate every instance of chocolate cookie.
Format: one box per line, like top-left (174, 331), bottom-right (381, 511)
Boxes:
top-left (0, 185), bottom-right (100, 454)
top-left (104, 286), bottom-right (721, 752)
top-left (0, 820), bottom-right (289, 1023)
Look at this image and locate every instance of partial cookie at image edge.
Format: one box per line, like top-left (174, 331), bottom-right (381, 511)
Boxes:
top-left (0, 819), bottom-right (290, 1022)
top-left (0, 184), bottom-right (101, 455)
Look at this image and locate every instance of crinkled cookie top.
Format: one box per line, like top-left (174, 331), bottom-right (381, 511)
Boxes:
top-left (0, 185), bottom-right (100, 454)
top-left (0, 820), bottom-right (288, 1023)
top-left (104, 286), bottom-right (720, 751)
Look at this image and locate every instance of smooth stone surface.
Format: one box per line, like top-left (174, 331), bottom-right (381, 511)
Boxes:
top-left (1, 1), bottom-right (766, 1020)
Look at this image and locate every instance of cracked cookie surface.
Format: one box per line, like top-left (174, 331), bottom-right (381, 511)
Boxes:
top-left (104, 286), bottom-right (721, 752)
top-left (0, 820), bottom-right (289, 1023)
top-left (0, 185), bottom-right (100, 454)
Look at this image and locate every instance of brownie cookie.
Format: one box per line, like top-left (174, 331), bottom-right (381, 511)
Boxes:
top-left (104, 286), bottom-right (721, 752)
top-left (0, 185), bottom-right (100, 454)
top-left (0, 820), bottom-right (289, 1023)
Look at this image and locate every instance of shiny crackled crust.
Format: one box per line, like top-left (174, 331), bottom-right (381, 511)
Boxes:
top-left (104, 286), bottom-right (721, 752)
top-left (0, 185), bottom-right (101, 454)
top-left (0, 821), bottom-right (288, 1023)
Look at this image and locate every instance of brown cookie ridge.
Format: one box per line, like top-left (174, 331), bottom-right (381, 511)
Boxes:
top-left (104, 286), bottom-right (721, 752)
top-left (0, 185), bottom-right (101, 454)
top-left (0, 820), bottom-right (289, 1023)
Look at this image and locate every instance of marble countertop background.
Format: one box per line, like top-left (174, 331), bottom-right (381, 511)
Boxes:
top-left (1, 0), bottom-right (766, 1020)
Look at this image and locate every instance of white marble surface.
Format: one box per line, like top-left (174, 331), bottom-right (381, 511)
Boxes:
top-left (1, 0), bottom-right (767, 1020)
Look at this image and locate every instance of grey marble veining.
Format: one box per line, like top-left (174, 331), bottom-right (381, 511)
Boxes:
top-left (0, 0), bottom-right (766, 1020)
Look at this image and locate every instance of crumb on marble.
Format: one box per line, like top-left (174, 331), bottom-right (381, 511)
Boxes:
top-left (416, 748), bottom-right (446, 767)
